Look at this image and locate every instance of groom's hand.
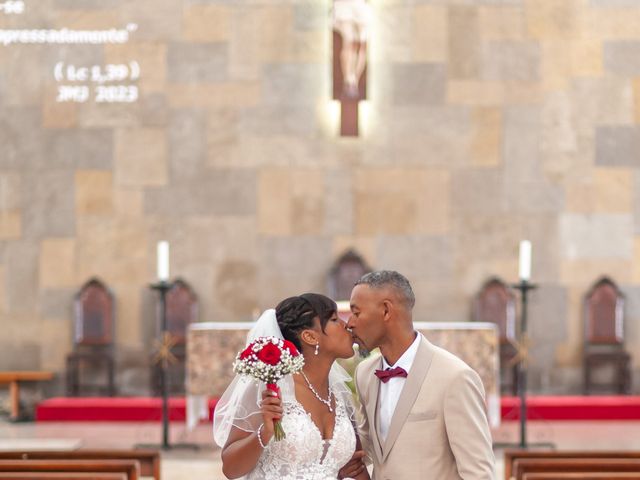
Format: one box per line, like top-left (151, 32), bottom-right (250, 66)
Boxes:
top-left (338, 450), bottom-right (366, 479)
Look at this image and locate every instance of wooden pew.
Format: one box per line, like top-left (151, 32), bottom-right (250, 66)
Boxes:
top-left (0, 451), bottom-right (159, 480)
top-left (523, 474), bottom-right (640, 480)
top-left (0, 372), bottom-right (53, 420)
top-left (512, 458), bottom-right (640, 480)
top-left (0, 460), bottom-right (139, 480)
top-left (505, 451), bottom-right (640, 480)
top-left (0, 473), bottom-right (127, 480)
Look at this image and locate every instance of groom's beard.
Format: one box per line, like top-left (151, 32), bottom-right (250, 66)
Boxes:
top-left (357, 344), bottom-right (371, 358)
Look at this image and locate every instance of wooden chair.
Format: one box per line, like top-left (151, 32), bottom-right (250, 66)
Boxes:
top-left (0, 460), bottom-right (139, 480)
top-left (473, 277), bottom-right (519, 395)
top-left (150, 279), bottom-right (198, 396)
top-left (583, 277), bottom-right (631, 395)
top-left (505, 450), bottom-right (640, 480)
top-left (0, 450), bottom-right (159, 480)
top-left (66, 278), bottom-right (116, 396)
top-left (327, 249), bottom-right (371, 302)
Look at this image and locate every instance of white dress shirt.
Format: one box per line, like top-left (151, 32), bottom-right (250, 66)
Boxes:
top-left (377, 332), bottom-right (421, 442)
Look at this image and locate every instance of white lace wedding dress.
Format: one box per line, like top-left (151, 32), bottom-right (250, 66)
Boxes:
top-left (246, 393), bottom-right (356, 480)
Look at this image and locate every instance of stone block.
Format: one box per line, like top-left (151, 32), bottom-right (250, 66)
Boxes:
top-left (0, 108), bottom-right (44, 169)
top-left (139, 93), bottom-right (169, 127)
top-left (478, 6), bottom-right (526, 40)
top-left (412, 5), bottom-right (448, 63)
top-left (23, 171), bottom-right (76, 238)
top-left (75, 218), bottom-right (149, 287)
top-left (572, 77), bottom-right (634, 128)
top-left (585, 8), bottom-right (640, 39)
top-left (257, 236), bottom-right (333, 305)
top-left (503, 106), bottom-right (541, 181)
top-left (561, 259), bottom-right (631, 286)
top-left (5, 241), bottom-right (38, 314)
top-left (144, 169), bottom-right (256, 217)
top-left (77, 102), bottom-right (141, 130)
top-left (375, 5), bottom-right (413, 63)
top-left (481, 41), bottom-right (540, 81)
top-left (0, 212), bottom-right (21, 239)
top-left (634, 78), bottom-right (640, 123)
top-left (38, 288), bottom-right (74, 321)
top-left (448, 6), bottom-right (480, 80)
top-left (447, 81), bottom-right (504, 106)
top-left (568, 168), bottom-right (633, 213)
top-left (183, 5), bottom-right (230, 43)
top-left (390, 63), bottom-right (446, 105)
top-left (293, 3), bottom-right (324, 31)
top-left (167, 83), bottom-right (261, 109)
top-left (604, 41), bottom-right (640, 76)
top-left (239, 106), bottom-right (317, 136)
top-left (75, 170), bottom-right (114, 216)
top-left (214, 260), bottom-right (258, 318)
top-left (0, 172), bottom-right (21, 211)
top-left (39, 238), bottom-right (76, 289)
top-left (104, 42), bottom-right (167, 94)
top-left (0, 342), bottom-right (40, 370)
top-left (121, 0), bottom-right (183, 41)
top-left (262, 64), bottom-right (322, 107)
top-left (115, 128), bottom-right (168, 187)
top-left (167, 42), bottom-right (228, 83)
top-left (634, 238), bottom-right (640, 283)
top-left (452, 169), bottom-right (505, 213)
top-left (168, 109), bottom-right (206, 182)
top-left (560, 213), bottom-right (633, 259)
top-left (375, 235), bottom-right (453, 283)
top-left (596, 126), bottom-right (640, 167)
top-left (525, 0), bottom-right (578, 39)
top-left (324, 170), bottom-right (354, 236)
top-left (471, 107), bottom-right (502, 167)
top-left (42, 87), bottom-right (78, 130)
top-left (43, 130), bottom-right (113, 170)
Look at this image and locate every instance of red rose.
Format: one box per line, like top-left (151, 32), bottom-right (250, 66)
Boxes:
top-left (282, 340), bottom-right (299, 357)
top-left (257, 342), bottom-right (282, 366)
top-left (239, 345), bottom-right (253, 360)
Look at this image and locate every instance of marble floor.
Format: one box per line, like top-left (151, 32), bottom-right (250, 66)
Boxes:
top-left (1, 419), bottom-right (640, 479)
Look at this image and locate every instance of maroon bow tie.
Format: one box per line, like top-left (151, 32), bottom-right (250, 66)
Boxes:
top-left (374, 366), bottom-right (408, 383)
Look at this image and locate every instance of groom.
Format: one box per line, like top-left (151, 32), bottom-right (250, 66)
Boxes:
top-left (342, 270), bottom-right (495, 479)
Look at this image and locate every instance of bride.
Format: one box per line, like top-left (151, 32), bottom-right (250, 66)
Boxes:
top-left (213, 293), bottom-right (369, 480)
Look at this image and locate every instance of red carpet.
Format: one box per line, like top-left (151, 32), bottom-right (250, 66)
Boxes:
top-left (36, 397), bottom-right (218, 422)
top-left (35, 396), bottom-right (640, 422)
top-left (500, 396), bottom-right (640, 421)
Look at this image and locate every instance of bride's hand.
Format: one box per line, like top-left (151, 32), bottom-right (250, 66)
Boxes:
top-left (260, 388), bottom-right (283, 442)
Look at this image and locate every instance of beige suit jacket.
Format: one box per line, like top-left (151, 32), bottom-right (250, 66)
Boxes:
top-left (354, 334), bottom-right (495, 480)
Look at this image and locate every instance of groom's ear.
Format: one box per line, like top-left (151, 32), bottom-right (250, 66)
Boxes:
top-left (382, 299), bottom-right (393, 321)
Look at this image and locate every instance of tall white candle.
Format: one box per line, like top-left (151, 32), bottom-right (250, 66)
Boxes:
top-left (519, 240), bottom-right (532, 281)
top-left (157, 241), bottom-right (170, 281)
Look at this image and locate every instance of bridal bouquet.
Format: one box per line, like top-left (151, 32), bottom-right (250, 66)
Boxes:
top-left (233, 336), bottom-right (305, 440)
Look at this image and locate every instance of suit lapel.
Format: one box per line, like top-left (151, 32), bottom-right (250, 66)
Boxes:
top-left (381, 335), bottom-right (434, 462)
top-left (364, 355), bottom-right (384, 462)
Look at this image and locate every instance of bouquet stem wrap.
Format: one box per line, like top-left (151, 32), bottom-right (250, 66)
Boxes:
top-left (266, 383), bottom-right (285, 440)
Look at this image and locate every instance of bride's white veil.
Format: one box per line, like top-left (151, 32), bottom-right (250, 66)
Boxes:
top-left (212, 307), bottom-right (355, 448)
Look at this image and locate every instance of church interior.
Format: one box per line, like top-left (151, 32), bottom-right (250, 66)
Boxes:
top-left (1, 0), bottom-right (640, 478)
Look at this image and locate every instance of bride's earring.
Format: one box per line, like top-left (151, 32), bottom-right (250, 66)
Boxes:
top-left (314, 343), bottom-right (319, 356)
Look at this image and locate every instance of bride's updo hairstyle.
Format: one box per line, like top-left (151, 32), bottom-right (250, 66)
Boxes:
top-left (275, 293), bottom-right (338, 352)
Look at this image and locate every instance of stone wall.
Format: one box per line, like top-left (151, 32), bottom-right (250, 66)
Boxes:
top-left (1, 0), bottom-right (639, 395)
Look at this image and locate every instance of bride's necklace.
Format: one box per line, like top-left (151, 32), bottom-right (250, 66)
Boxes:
top-left (300, 370), bottom-right (334, 412)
